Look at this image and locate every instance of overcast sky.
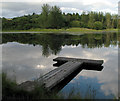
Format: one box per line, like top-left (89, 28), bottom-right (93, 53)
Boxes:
top-left (1, 0), bottom-right (120, 18)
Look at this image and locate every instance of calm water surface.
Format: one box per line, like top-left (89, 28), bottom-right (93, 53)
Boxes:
top-left (2, 32), bottom-right (118, 99)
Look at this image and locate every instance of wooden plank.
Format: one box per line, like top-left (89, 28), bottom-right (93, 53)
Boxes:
top-left (38, 67), bottom-right (62, 81)
top-left (38, 61), bottom-right (83, 90)
top-left (53, 57), bottom-right (103, 66)
top-left (37, 61), bottom-right (78, 81)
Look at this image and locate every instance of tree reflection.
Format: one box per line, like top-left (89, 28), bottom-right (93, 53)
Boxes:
top-left (2, 32), bottom-right (118, 57)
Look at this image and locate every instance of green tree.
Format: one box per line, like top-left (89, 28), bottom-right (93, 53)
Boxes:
top-left (70, 20), bottom-right (80, 27)
top-left (63, 13), bottom-right (73, 28)
top-left (40, 4), bottom-right (50, 28)
top-left (88, 12), bottom-right (95, 28)
top-left (111, 15), bottom-right (118, 28)
top-left (48, 6), bottom-right (63, 29)
top-left (105, 13), bottom-right (111, 29)
top-left (93, 21), bottom-right (103, 30)
top-left (80, 12), bottom-right (89, 28)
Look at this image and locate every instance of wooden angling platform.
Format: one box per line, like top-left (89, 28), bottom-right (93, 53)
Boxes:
top-left (19, 57), bottom-right (104, 92)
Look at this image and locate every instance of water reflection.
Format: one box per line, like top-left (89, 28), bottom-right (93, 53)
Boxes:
top-left (2, 32), bottom-right (118, 57)
top-left (2, 32), bottom-right (118, 99)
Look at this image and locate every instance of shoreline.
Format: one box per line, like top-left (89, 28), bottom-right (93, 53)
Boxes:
top-left (2, 28), bottom-right (118, 34)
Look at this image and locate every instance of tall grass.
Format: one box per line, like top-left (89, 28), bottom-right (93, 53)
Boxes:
top-left (2, 73), bottom-right (63, 100)
top-left (2, 73), bottom-right (118, 100)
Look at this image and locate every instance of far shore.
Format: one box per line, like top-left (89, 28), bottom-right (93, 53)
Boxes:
top-left (2, 28), bottom-right (118, 34)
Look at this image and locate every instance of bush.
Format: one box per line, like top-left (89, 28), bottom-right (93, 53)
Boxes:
top-left (93, 21), bottom-right (103, 30)
top-left (70, 20), bottom-right (80, 27)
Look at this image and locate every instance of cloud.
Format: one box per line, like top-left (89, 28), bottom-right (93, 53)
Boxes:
top-left (2, 2), bottom-right (43, 18)
top-left (2, 42), bottom-right (56, 83)
top-left (1, 0), bottom-right (119, 18)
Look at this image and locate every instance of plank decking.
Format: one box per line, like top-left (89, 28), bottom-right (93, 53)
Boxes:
top-left (19, 57), bottom-right (104, 92)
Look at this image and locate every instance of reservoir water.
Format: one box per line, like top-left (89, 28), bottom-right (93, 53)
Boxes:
top-left (2, 32), bottom-right (118, 99)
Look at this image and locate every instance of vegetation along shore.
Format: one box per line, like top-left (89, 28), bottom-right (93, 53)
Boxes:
top-left (2, 28), bottom-right (118, 34)
top-left (2, 4), bottom-right (118, 33)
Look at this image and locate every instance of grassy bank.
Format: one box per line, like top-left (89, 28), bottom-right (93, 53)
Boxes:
top-left (2, 73), bottom-right (98, 100)
top-left (2, 73), bottom-right (119, 100)
top-left (2, 28), bottom-right (118, 34)
top-left (2, 73), bottom-right (61, 100)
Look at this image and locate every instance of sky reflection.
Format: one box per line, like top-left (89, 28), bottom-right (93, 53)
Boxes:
top-left (2, 33), bottom-right (118, 99)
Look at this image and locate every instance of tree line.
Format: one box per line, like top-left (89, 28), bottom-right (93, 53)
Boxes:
top-left (2, 4), bottom-right (118, 30)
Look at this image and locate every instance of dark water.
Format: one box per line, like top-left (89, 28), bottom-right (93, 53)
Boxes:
top-left (2, 32), bottom-right (118, 99)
